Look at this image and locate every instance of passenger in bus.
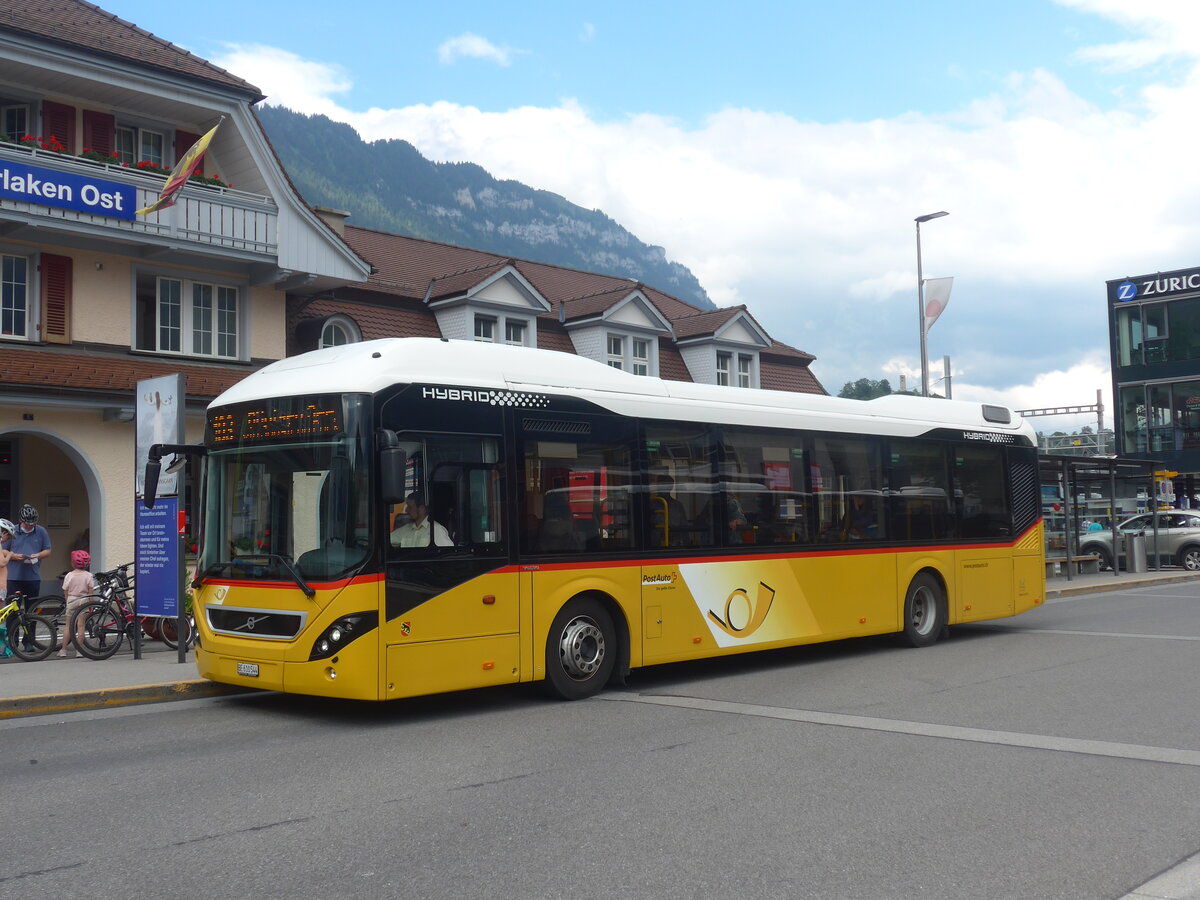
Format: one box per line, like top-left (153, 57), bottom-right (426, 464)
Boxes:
top-left (845, 494), bottom-right (879, 540)
top-left (390, 493), bottom-right (452, 549)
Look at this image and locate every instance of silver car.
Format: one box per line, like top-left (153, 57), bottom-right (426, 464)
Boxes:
top-left (1078, 511), bottom-right (1200, 571)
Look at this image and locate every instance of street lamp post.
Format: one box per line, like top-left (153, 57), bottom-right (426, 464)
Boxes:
top-left (915, 210), bottom-right (948, 396)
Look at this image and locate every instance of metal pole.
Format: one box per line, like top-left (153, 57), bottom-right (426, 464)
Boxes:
top-left (914, 211), bottom-right (947, 398)
top-left (916, 221), bottom-right (928, 397)
top-left (943, 355), bottom-right (952, 399)
top-left (1109, 463), bottom-right (1119, 578)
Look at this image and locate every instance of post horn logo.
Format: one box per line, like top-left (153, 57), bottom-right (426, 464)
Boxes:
top-left (707, 581), bottom-right (776, 638)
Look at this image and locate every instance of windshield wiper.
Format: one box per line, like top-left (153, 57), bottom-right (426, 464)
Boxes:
top-left (196, 554), bottom-right (315, 598)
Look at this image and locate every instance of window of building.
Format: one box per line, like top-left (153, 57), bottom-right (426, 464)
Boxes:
top-left (505, 320), bottom-right (526, 346)
top-left (134, 271), bottom-right (241, 359)
top-left (1, 104), bottom-right (28, 141)
top-left (115, 125), bottom-right (165, 166)
top-left (716, 352), bottom-right (731, 386)
top-left (474, 316), bottom-right (495, 342)
top-left (319, 316), bottom-right (360, 349)
top-left (0, 253), bottom-right (29, 339)
top-left (632, 339), bottom-right (649, 376)
top-left (737, 354), bottom-right (753, 388)
top-left (1119, 384), bottom-right (1146, 454)
top-left (607, 334), bottom-right (624, 369)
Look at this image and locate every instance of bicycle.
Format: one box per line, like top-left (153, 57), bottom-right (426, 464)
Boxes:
top-left (0, 594), bottom-right (58, 662)
top-left (73, 563), bottom-right (193, 660)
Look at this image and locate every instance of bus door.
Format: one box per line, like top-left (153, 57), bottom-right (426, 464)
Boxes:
top-left (380, 432), bottom-right (520, 699)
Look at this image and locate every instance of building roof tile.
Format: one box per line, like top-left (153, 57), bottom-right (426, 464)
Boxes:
top-left (0, 0), bottom-right (262, 97)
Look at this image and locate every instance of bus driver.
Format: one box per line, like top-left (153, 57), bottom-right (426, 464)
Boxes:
top-left (390, 493), bottom-right (452, 549)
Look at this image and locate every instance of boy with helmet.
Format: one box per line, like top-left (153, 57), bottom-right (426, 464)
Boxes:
top-left (7, 505), bottom-right (52, 649)
top-left (59, 549), bottom-right (95, 658)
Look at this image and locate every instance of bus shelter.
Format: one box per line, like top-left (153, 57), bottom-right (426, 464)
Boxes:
top-left (1039, 453), bottom-right (1163, 581)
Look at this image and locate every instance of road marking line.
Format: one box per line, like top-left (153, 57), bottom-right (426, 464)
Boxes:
top-left (1022, 628), bottom-right (1200, 641)
top-left (603, 693), bottom-right (1200, 768)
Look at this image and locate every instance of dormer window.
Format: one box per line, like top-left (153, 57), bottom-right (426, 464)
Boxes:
top-left (632, 339), bottom-right (649, 376)
top-left (505, 320), bottom-right (526, 346)
top-left (607, 334), bottom-right (624, 369)
top-left (716, 352), bottom-right (731, 385)
top-left (319, 315), bottom-right (361, 348)
top-left (474, 315), bottom-right (496, 342)
top-left (738, 354), bottom-right (753, 388)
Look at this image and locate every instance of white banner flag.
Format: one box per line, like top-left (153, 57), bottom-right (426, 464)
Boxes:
top-left (923, 276), bottom-right (954, 334)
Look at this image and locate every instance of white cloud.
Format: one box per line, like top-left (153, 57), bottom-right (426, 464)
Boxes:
top-left (218, 44), bottom-right (351, 117)
top-left (215, 5), bottom-right (1200, 409)
top-left (580, 22), bottom-right (596, 42)
top-left (437, 33), bottom-right (517, 67)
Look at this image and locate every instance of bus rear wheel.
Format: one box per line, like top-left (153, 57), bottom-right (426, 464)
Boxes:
top-left (544, 598), bottom-right (616, 700)
top-left (902, 573), bottom-right (945, 648)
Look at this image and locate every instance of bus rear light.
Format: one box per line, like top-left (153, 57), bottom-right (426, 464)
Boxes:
top-left (482, 661), bottom-right (494, 670)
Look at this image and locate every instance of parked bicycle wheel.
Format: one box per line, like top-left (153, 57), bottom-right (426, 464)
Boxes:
top-left (28, 595), bottom-right (66, 631)
top-left (76, 600), bottom-right (125, 661)
top-left (158, 615), bottom-right (194, 650)
top-left (7, 613), bottom-right (57, 662)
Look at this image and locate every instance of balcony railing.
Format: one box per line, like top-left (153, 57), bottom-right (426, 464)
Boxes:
top-left (0, 142), bottom-right (278, 257)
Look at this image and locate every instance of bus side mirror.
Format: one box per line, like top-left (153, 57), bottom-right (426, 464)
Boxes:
top-left (143, 458), bottom-right (161, 509)
top-left (381, 448), bottom-right (407, 504)
top-left (378, 431), bottom-right (407, 504)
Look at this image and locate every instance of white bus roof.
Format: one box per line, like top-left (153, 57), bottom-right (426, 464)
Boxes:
top-left (211, 338), bottom-right (1036, 441)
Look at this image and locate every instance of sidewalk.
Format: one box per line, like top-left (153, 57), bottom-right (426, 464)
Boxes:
top-left (1044, 566), bottom-right (1200, 598)
top-left (2, 568), bottom-right (1198, 720)
top-left (0, 639), bottom-right (247, 719)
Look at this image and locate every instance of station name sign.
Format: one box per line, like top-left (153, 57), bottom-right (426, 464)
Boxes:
top-left (0, 159), bottom-right (136, 221)
top-left (1109, 267), bottom-right (1200, 304)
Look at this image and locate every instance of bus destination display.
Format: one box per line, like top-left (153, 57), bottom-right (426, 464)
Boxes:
top-left (210, 400), bottom-right (342, 445)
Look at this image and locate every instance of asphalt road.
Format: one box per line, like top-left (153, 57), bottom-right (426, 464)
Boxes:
top-left (3, 581), bottom-right (1199, 899)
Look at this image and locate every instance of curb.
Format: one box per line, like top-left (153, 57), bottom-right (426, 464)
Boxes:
top-left (1047, 571), bottom-right (1200, 599)
top-left (0, 679), bottom-right (253, 720)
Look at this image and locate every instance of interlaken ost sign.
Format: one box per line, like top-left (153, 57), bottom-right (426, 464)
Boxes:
top-left (0, 158), bottom-right (136, 221)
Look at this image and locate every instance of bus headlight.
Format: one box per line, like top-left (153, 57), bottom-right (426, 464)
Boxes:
top-left (309, 612), bottom-right (378, 661)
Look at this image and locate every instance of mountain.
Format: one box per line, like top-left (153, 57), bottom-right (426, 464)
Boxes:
top-left (256, 106), bottom-right (714, 309)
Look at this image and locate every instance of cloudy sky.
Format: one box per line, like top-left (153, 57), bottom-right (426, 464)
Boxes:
top-left (113, 0), bottom-right (1200, 432)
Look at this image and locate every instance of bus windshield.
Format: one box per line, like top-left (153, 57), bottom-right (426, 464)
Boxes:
top-left (201, 395), bottom-right (372, 584)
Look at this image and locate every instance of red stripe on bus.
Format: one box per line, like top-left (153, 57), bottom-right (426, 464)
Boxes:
top-left (493, 519), bottom-right (1044, 574)
top-left (196, 572), bottom-right (385, 591)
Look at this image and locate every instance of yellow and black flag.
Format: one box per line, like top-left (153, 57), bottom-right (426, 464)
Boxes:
top-left (136, 118), bottom-right (223, 216)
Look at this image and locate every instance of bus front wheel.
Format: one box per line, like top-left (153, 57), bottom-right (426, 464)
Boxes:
top-left (902, 573), bottom-right (945, 648)
top-left (544, 597), bottom-right (617, 700)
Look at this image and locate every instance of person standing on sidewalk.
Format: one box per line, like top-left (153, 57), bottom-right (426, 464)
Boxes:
top-left (6, 505), bottom-right (52, 631)
top-left (0, 518), bottom-right (13, 604)
top-left (59, 550), bottom-right (94, 658)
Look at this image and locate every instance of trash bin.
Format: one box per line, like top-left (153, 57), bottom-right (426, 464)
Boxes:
top-left (1126, 531), bottom-right (1148, 573)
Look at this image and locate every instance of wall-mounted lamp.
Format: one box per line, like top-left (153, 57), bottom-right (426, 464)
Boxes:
top-left (95, 262), bottom-right (103, 270)
top-left (102, 407), bottom-right (134, 422)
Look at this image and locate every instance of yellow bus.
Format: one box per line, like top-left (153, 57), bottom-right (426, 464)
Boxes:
top-left (165, 338), bottom-right (1044, 702)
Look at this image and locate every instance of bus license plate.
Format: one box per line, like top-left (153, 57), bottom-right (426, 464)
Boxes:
top-left (236, 662), bottom-right (259, 677)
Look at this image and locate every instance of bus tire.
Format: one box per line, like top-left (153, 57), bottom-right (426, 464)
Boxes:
top-left (901, 572), bottom-right (945, 648)
top-left (544, 597), bottom-right (617, 700)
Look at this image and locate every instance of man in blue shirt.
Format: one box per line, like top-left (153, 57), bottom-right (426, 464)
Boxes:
top-left (6, 504), bottom-right (52, 613)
